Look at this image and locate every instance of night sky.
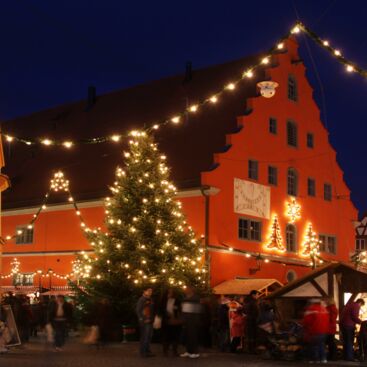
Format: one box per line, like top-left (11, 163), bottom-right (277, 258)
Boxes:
top-left (0, 1), bottom-right (366, 214)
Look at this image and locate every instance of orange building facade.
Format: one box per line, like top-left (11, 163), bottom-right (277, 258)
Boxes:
top-left (0, 38), bottom-right (358, 290)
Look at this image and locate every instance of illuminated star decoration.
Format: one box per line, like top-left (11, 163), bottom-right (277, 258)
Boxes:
top-left (10, 258), bottom-right (20, 274)
top-left (50, 171), bottom-right (69, 192)
top-left (286, 199), bottom-right (301, 223)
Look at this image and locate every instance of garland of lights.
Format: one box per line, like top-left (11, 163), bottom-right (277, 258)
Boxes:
top-left (2, 22), bottom-right (366, 149)
top-left (0, 171), bottom-right (96, 281)
top-left (2, 171), bottom-right (92, 243)
top-left (0, 172), bottom-right (329, 281)
top-left (294, 22), bottom-right (367, 78)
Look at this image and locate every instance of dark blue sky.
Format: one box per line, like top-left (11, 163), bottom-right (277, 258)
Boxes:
top-left (0, 1), bottom-right (366, 213)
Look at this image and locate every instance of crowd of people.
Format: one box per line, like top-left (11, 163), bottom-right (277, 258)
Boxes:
top-left (0, 288), bottom-right (366, 363)
top-left (136, 286), bottom-right (367, 363)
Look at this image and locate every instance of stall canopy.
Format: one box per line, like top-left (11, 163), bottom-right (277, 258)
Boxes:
top-left (213, 278), bottom-right (283, 297)
top-left (1, 286), bottom-right (38, 295)
top-left (267, 262), bottom-right (367, 300)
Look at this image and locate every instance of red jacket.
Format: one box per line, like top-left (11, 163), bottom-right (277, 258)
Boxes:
top-left (303, 303), bottom-right (329, 340)
top-left (326, 304), bottom-right (338, 334)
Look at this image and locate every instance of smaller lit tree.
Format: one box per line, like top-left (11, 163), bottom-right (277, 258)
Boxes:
top-left (266, 215), bottom-right (285, 252)
top-left (302, 223), bottom-right (322, 269)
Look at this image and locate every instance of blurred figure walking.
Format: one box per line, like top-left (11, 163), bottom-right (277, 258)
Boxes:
top-left (325, 298), bottom-right (338, 361)
top-left (303, 298), bottom-right (329, 363)
top-left (159, 288), bottom-right (182, 356)
top-left (47, 295), bottom-right (72, 351)
top-left (180, 286), bottom-right (202, 359)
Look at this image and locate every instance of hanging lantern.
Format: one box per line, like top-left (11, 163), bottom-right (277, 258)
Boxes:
top-left (257, 81), bottom-right (279, 98)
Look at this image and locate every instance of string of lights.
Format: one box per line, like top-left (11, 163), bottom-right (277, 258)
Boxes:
top-left (211, 197), bottom-right (327, 268)
top-left (0, 170), bottom-right (329, 281)
top-left (2, 171), bottom-right (91, 244)
top-left (0, 172), bottom-right (96, 280)
top-left (295, 22), bottom-right (367, 78)
top-left (1, 22), bottom-right (366, 149)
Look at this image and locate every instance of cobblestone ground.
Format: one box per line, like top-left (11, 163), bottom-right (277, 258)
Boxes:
top-left (1, 338), bottom-right (366, 367)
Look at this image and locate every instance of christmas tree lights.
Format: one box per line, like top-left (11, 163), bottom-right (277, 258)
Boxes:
top-left (301, 223), bottom-right (322, 269)
top-left (74, 130), bottom-right (208, 318)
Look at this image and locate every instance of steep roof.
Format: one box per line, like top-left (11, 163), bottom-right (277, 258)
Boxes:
top-left (266, 262), bottom-right (367, 298)
top-left (2, 53), bottom-right (266, 209)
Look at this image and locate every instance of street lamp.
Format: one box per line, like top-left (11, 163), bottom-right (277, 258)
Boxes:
top-left (36, 270), bottom-right (42, 291)
top-left (48, 269), bottom-right (53, 290)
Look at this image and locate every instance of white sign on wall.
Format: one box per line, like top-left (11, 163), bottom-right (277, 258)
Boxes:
top-left (234, 178), bottom-right (270, 219)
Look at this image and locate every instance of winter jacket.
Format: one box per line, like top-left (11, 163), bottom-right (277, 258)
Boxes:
top-left (230, 311), bottom-right (246, 338)
top-left (136, 296), bottom-right (154, 324)
top-left (303, 303), bottom-right (329, 340)
top-left (340, 302), bottom-right (362, 328)
top-left (326, 304), bottom-right (338, 334)
top-left (47, 300), bottom-right (73, 323)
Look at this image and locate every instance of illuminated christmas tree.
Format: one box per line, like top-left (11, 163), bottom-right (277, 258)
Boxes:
top-left (266, 215), bottom-right (285, 252)
top-left (302, 223), bottom-right (321, 268)
top-left (77, 130), bottom-right (207, 321)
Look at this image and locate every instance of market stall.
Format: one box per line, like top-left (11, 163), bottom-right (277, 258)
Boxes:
top-left (266, 262), bottom-right (367, 321)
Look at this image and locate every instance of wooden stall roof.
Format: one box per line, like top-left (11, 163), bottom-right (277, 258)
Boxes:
top-left (266, 262), bottom-right (367, 299)
top-left (213, 278), bottom-right (283, 296)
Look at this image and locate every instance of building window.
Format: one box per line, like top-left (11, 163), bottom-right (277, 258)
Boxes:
top-left (287, 168), bottom-right (298, 196)
top-left (319, 235), bottom-right (337, 254)
top-left (307, 178), bottom-right (316, 197)
top-left (286, 224), bottom-right (297, 252)
top-left (307, 133), bottom-right (314, 148)
top-left (324, 183), bottom-right (332, 201)
top-left (248, 160), bottom-right (258, 180)
top-left (286, 270), bottom-right (297, 283)
top-left (287, 121), bottom-right (298, 147)
top-left (238, 218), bottom-right (262, 242)
top-left (15, 225), bottom-right (34, 245)
top-left (268, 166), bottom-right (278, 186)
top-left (356, 239), bottom-right (367, 251)
top-left (13, 273), bottom-right (34, 286)
top-left (288, 75), bottom-right (298, 102)
top-left (269, 118), bottom-right (277, 134)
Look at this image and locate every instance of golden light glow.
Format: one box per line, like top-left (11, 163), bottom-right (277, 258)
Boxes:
top-left (265, 215), bottom-right (285, 252)
top-left (286, 199), bottom-right (301, 223)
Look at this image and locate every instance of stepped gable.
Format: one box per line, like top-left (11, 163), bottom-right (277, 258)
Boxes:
top-left (2, 54), bottom-right (266, 209)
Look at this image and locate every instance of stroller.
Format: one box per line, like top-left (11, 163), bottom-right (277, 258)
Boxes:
top-left (260, 321), bottom-right (304, 360)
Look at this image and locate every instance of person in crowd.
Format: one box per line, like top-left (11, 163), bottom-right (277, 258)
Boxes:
top-left (229, 301), bottom-right (245, 353)
top-left (257, 301), bottom-right (276, 351)
top-left (136, 287), bottom-right (155, 358)
top-left (95, 298), bottom-right (114, 344)
top-left (217, 295), bottom-right (230, 352)
top-left (340, 298), bottom-right (365, 361)
top-left (180, 286), bottom-right (202, 359)
top-left (30, 298), bottom-right (42, 337)
top-left (17, 295), bottom-right (32, 343)
top-left (325, 297), bottom-right (338, 361)
top-left (244, 290), bottom-right (259, 353)
top-left (200, 297), bottom-right (212, 348)
top-left (303, 298), bottom-right (329, 363)
top-left (47, 295), bottom-right (73, 351)
top-left (159, 288), bottom-right (182, 356)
